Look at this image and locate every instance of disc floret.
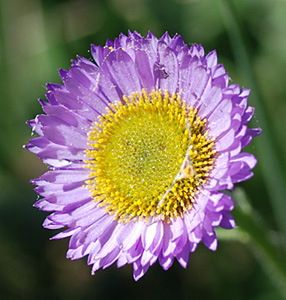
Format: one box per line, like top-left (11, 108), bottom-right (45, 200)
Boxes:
top-left (85, 89), bottom-right (216, 222)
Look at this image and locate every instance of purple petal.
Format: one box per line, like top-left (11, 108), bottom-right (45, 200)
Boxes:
top-left (134, 49), bottom-right (155, 92)
top-left (102, 48), bottom-right (142, 96)
top-left (203, 230), bottom-right (217, 251)
top-left (205, 50), bottom-right (218, 68)
top-left (158, 253), bottom-right (174, 270)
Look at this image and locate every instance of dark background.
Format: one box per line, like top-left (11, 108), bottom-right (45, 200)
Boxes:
top-left (0, 0), bottom-right (285, 299)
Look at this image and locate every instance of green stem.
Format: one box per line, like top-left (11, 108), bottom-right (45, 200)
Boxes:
top-left (217, 188), bottom-right (286, 298)
top-left (217, 0), bottom-right (286, 235)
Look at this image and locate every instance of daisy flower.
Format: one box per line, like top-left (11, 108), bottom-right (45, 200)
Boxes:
top-left (27, 31), bottom-right (261, 280)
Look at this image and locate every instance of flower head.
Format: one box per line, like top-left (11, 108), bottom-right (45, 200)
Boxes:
top-left (27, 31), bottom-right (261, 280)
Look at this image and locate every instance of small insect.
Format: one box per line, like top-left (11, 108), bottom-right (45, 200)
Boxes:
top-left (163, 69), bottom-right (169, 79)
top-left (154, 62), bottom-right (169, 79)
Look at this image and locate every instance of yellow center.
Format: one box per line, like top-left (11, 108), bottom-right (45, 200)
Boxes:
top-left (85, 89), bottom-right (216, 223)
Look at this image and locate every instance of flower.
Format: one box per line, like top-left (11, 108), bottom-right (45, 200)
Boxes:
top-left (27, 31), bottom-right (261, 280)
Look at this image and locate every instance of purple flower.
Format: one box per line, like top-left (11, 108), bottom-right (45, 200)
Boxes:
top-left (27, 31), bottom-right (261, 280)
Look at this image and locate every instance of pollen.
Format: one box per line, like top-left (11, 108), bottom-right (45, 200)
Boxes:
top-left (85, 89), bottom-right (216, 222)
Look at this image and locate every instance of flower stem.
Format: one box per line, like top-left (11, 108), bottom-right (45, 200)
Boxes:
top-left (217, 188), bottom-right (286, 298)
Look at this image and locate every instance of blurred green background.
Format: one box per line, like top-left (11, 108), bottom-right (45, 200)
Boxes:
top-left (0, 0), bottom-right (285, 299)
